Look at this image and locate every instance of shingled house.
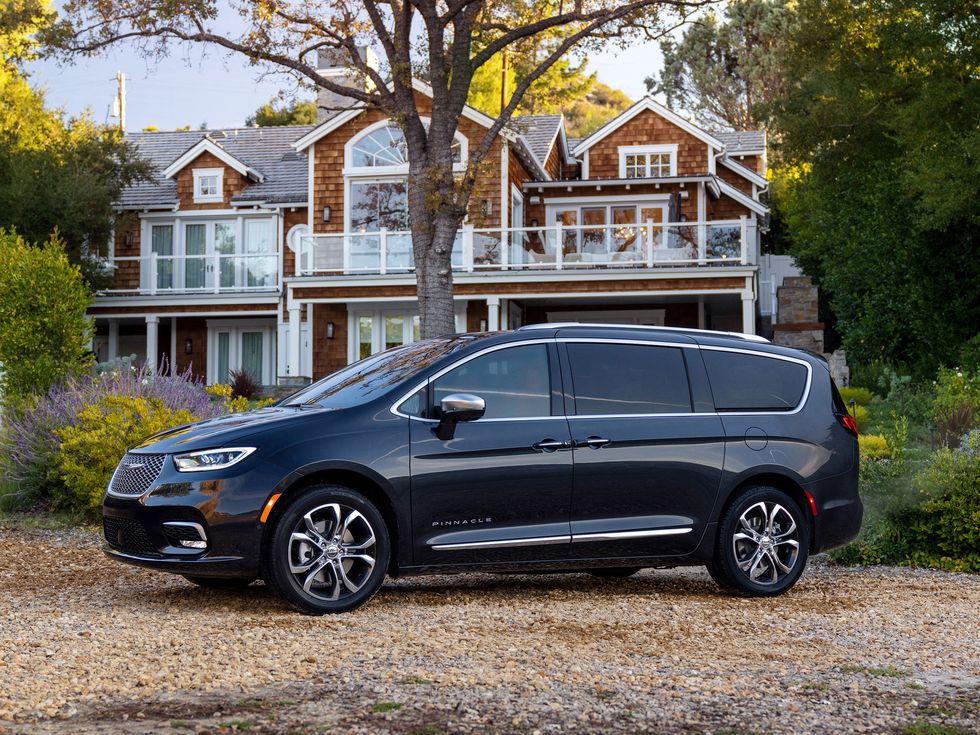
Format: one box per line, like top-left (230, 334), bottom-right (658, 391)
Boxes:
top-left (89, 68), bottom-right (770, 386)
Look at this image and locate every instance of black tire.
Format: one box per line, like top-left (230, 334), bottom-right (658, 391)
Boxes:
top-left (708, 486), bottom-right (810, 597)
top-left (182, 575), bottom-right (256, 589)
top-left (587, 567), bottom-right (643, 579)
top-left (265, 484), bottom-right (390, 614)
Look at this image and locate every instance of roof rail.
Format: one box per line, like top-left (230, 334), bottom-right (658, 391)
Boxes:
top-left (517, 322), bottom-right (770, 343)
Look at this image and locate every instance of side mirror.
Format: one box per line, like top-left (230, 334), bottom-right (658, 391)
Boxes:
top-left (435, 393), bottom-right (485, 439)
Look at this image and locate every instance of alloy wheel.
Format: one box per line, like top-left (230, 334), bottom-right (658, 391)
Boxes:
top-left (287, 503), bottom-right (377, 601)
top-left (732, 501), bottom-right (800, 586)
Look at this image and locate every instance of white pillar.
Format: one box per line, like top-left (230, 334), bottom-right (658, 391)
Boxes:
top-left (486, 297), bottom-right (500, 332)
top-left (145, 315), bottom-right (159, 373)
top-left (170, 317), bottom-right (178, 375)
top-left (108, 319), bottom-right (119, 361)
top-left (741, 291), bottom-right (756, 335)
top-left (288, 304), bottom-right (301, 376)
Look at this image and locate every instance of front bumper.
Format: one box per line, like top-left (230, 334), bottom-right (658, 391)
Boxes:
top-left (101, 455), bottom-right (287, 579)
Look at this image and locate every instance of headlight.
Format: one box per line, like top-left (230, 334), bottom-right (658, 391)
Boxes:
top-left (172, 447), bottom-right (256, 472)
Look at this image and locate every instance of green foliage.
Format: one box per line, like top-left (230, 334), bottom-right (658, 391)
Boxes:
top-left (769, 0), bottom-right (980, 373)
top-left (246, 97), bottom-right (317, 127)
top-left (0, 229), bottom-right (92, 405)
top-left (904, 432), bottom-right (980, 572)
top-left (839, 386), bottom-right (874, 406)
top-left (958, 334), bottom-right (980, 373)
top-left (562, 82), bottom-right (633, 138)
top-left (647, 0), bottom-right (796, 130)
top-left (55, 395), bottom-right (197, 515)
top-left (859, 434), bottom-right (892, 461)
top-left (849, 403), bottom-right (870, 431)
top-left (930, 368), bottom-right (980, 444)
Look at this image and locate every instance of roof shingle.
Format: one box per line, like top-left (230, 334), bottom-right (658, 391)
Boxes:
top-left (715, 130), bottom-right (766, 154)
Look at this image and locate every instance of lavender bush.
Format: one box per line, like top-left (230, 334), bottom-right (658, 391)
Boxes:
top-left (0, 361), bottom-right (223, 511)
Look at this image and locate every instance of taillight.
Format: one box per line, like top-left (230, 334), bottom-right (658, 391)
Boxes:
top-left (839, 414), bottom-right (859, 436)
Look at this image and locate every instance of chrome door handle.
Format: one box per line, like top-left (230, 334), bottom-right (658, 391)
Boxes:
top-left (532, 439), bottom-right (571, 452)
top-left (574, 436), bottom-right (611, 449)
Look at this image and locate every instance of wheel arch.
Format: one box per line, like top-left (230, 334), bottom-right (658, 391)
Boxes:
top-left (260, 464), bottom-right (402, 575)
top-left (720, 471), bottom-right (815, 551)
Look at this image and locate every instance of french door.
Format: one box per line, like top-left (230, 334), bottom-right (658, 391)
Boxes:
top-left (182, 219), bottom-right (275, 291)
top-left (207, 321), bottom-right (276, 385)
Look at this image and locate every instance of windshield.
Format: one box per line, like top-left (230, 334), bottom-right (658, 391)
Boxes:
top-left (281, 336), bottom-right (481, 409)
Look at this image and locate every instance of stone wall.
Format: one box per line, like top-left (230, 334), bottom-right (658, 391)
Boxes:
top-left (773, 276), bottom-right (824, 353)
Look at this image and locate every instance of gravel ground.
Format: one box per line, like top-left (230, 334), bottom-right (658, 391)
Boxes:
top-left (0, 526), bottom-right (977, 735)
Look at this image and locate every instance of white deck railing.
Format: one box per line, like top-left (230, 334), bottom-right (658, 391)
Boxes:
top-left (297, 218), bottom-right (755, 276)
top-left (98, 253), bottom-right (279, 296)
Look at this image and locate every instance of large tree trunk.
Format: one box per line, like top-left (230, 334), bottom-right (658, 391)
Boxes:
top-left (407, 161), bottom-right (464, 339)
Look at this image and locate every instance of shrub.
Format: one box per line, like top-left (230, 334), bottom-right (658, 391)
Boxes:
top-left (903, 432), bottom-right (980, 572)
top-left (958, 334), bottom-right (980, 373)
top-left (849, 403), bottom-right (870, 430)
top-left (0, 363), bottom-right (221, 510)
top-left (859, 434), bottom-right (892, 461)
top-left (229, 369), bottom-right (262, 400)
top-left (930, 367), bottom-right (980, 445)
top-left (56, 395), bottom-right (198, 515)
top-left (0, 230), bottom-right (93, 407)
top-left (839, 386), bottom-right (875, 406)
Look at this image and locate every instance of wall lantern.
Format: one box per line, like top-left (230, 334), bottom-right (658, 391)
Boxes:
top-left (322, 205), bottom-right (332, 223)
top-left (481, 199), bottom-right (493, 217)
top-left (184, 338), bottom-right (193, 355)
top-left (530, 218), bottom-right (539, 228)
top-left (123, 232), bottom-right (135, 248)
top-left (326, 321), bottom-right (335, 339)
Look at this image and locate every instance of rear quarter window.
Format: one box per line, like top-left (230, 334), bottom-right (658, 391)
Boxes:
top-left (702, 349), bottom-right (808, 411)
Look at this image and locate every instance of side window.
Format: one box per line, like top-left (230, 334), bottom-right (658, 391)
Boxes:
top-left (432, 344), bottom-right (551, 419)
top-left (702, 350), bottom-right (808, 411)
top-left (399, 386), bottom-right (428, 418)
top-left (567, 343), bottom-right (692, 415)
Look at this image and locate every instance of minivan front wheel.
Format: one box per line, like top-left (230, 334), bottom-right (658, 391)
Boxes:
top-left (708, 486), bottom-right (809, 596)
top-left (265, 485), bottom-right (390, 614)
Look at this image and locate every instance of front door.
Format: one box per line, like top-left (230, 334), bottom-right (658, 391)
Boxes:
top-left (409, 342), bottom-right (573, 566)
top-left (561, 339), bottom-right (725, 559)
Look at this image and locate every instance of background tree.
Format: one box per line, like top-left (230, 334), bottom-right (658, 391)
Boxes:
top-left (769, 0), bottom-right (979, 373)
top-left (646, 0), bottom-right (795, 130)
top-left (246, 96), bottom-right (318, 126)
top-left (0, 229), bottom-right (93, 407)
top-left (563, 81), bottom-right (633, 138)
top-left (0, 0), bottom-right (150, 284)
top-left (46, 0), bottom-right (707, 337)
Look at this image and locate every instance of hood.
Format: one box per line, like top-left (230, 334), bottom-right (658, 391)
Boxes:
top-left (131, 405), bottom-right (329, 454)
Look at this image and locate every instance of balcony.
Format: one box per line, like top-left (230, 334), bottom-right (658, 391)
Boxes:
top-left (97, 253), bottom-right (279, 296)
top-left (296, 218), bottom-right (756, 277)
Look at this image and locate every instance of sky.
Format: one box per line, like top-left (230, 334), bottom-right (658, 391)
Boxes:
top-left (27, 38), bottom-right (666, 133)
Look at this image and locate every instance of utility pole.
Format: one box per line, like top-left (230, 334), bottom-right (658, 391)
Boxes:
top-left (115, 71), bottom-right (126, 132)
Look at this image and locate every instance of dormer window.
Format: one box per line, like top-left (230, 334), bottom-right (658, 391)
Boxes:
top-left (619, 145), bottom-right (678, 179)
top-left (193, 168), bottom-right (223, 203)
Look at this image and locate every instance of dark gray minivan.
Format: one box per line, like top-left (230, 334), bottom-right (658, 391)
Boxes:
top-left (103, 324), bottom-right (862, 614)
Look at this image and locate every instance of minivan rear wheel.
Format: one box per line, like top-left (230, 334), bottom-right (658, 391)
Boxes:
top-left (708, 486), bottom-right (809, 596)
top-left (265, 484), bottom-right (390, 614)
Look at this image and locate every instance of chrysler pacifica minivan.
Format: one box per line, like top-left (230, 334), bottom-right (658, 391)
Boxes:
top-left (103, 324), bottom-right (862, 614)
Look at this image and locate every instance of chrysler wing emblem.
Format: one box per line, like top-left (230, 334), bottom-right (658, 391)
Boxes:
top-left (125, 461), bottom-right (146, 469)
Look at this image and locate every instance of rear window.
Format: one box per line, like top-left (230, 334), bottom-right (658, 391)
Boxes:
top-left (567, 342), bottom-right (692, 415)
top-left (702, 350), bottom-right (808, 411)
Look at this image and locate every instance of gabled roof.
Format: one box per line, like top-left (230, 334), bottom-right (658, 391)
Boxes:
top-left (162, 136), bottom-right (264, 181)
top-left (715, 130), bottom-right (766, 154)
top-left (513, 114), bottom-right (563, 166)
top-left (716, 178), bottom-right (768, 216)
top-left (572, 97), bottom-right (725, 156)
top-left (718, 156), bottom-right (768, 188)
top-left (117, 126), bottom-right (314, 210)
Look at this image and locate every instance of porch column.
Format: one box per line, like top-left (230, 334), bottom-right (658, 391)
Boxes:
top-left (145, 315), bottom-right (159, 373)
top-left (288, 303), bottom-right (301, 376)
top-left (741, 291), bottom-right (756, 336)
top-left (697, 296), bottom-right (706, 330)
top-left (107, 319), bottom-right (119, 361)
top-left (170, 317), bottom-right (178, 375)
top-left (486, 296), bottom-right (500, 332)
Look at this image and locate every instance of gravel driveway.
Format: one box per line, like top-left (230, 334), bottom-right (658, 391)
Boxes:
top-left (0, 526), bottom-right (977, 735)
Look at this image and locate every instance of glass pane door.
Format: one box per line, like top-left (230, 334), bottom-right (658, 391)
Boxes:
top-left (240, 332), bottom-right (264, 382)
top-left (184, 223), bottom-right (207, 289)
top-left (611, 206), bottom-right (639, 259)
top-left (150, 225), bottom-right (174, 290)
top-left (244, 220), bottom-right (275, 288)
top-left (216, 332), bottom-right (231, 384)
top-left (215, 223), bottom-right (237, 288)
top-left (581, 207), bottom-right (607, 257)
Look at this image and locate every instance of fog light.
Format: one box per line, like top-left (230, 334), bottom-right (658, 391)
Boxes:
top-left (162, 521), bottom-right (208, 549)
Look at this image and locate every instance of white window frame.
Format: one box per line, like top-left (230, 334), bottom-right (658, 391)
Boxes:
top-left (618, 145), bottom-right (678, 179)
top-left (192, 168), bottom-right (224, 203)
top-left (347, 304), bottom-right (466, 363)
top-left (343, 118), bottom-right (468, 177)
top-left (206, 319), bottom-right (277, 386)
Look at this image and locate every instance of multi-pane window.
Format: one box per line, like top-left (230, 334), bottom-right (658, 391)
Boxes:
top-left (350, 123), bottom-right (462, 169)
top-left (620, 147), bottom-right (676, 178)
top-left (192, 168), bottom-right (223, 202)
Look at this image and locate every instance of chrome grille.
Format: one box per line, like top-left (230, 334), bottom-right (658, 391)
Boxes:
top-left (109, 453), bottom-right (166, 496)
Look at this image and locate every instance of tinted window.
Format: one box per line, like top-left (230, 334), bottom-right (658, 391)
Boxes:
top-left (283, 337), bottom-right (475, 409)
top-left (432, 344), bottom-right (551, 419)
top-left (567, 343), bottom-right (692, 415)
top-left (702, 350), bottom-right (808, 411)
